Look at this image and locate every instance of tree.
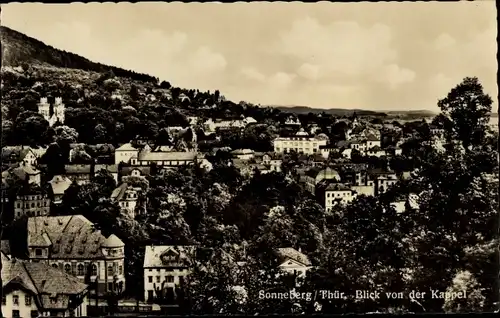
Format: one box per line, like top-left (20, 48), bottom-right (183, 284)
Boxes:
top-left (437, 77), bottom-right (493, 150)
top-left (443, 270), bottom-right (485, 313)
top-left (160, 81), bottom-right (171, 89)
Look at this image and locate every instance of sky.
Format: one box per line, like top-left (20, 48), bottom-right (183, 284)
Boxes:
top-left (2, 2), bottom-right (498, 111)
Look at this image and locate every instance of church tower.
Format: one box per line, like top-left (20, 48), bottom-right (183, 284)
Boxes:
top-left (53, 97), bottom-right (65, 124)
top-left (38, 97), bottom-right (51, 121)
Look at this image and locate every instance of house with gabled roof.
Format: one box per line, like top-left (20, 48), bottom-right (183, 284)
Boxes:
top-left (143, 245), bottom-right (196, 303)
top-left (274, 247), bottom-right (312, 280)
top-left (27, 215), bottom-right (125, 297)
top-left (48, 175), bottom-right (72, 204)
top-left (110, 183), bottom-right (142, 218)
top-left (1, 258), bottom-right (89, 317)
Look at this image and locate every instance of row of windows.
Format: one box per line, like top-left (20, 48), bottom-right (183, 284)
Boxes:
top-left (6, 310), bottom-right (38, 318)
top-left (16, 210), bottom-right (46, 217)
top-left (279, 141), bottom-right (318, 147)
top-left (147, 275), bottom-right (175, 283)
top-left (326, 192), bottom-right (351, 198)
top-left (16, 195), bottom-right (45, 201)
top-left (132, 160), bottom-right (193, 166)
top-left (16, 201), bottom-right (49, 208)
top-left (2, 295), bottom-right (31, 306)
top-left (51, 263), bottom-right (123, 277)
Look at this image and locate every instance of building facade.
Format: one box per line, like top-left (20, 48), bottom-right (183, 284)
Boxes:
top-left (27, 215), bottom-right (126, 297)
top-left (143, 246), bottom-right (195, 303)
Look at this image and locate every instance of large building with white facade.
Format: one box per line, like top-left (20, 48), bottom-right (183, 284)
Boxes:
top-left (273, 129), bottom-right (328, 155)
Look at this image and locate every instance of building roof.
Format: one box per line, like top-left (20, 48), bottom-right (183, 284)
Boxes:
top-left (27, 215), bottom-right (123, 259)
top-left (116, 143), bottom-right (138, 151)
top-left (231, 149), bottom-right (254, 155)
top-left (366, 134), bottom-right (380, 142)
top-left (102, 234), bottom-right (125, 248)
top-left (1, 146), bottom-right (32, 162)
top-left (138, 151), bottom-right (197, 161)
top-left (2, 258), bottom-right (88, 310)
top-left (94, 164), bottom-right (118, 174)
top-left (111, 183), bottom-right (133, 201)
top-left (49, 175), bottom-right (72, 195)
top-left (119, 166), bottom-right (151, 177)
top-left (325, 183), bottom-right (352, 192)
top-left (64, 164), bottom-right (92, 174)
top-left (144, 245), bottom-right (196, 268)
top-left (275, 248), bottom-right (311, 266)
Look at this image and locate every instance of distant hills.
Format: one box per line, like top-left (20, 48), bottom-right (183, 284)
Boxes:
top-left (271, 105), bottom-right (436, 118)
top-left (1, 25), bottom-right (158, 83)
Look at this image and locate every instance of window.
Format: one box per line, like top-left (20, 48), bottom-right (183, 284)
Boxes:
top-left (64, 264), bottom-right (71, 274)
top-left (165, 276), bottom-right (174, 283)
top-left (13, 295), bottom-right (19, 305)
top-left (12, 310), bottom-right (20, 318)
top-left (25, 295), bottom-right (32, 306)
top-left (107, 265), bottom-right (113, 277)
top-left (35, 248), bottom-right (42, 256)
top-left (148, 276), bottom-right (153, 283)
top-left (147, 290), bottom-right (154, 300)
top-left (119, 265), bottom-right (123, 275)
top-left (156, 276), bottom-right (160, 283)
top-left (91, 264), bottom-right (98, 276)
top-left (77, 264), bottom-right (84, 276)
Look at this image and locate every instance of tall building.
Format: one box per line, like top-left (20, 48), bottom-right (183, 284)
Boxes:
top-left (273, 129), bottom-right (328, 155)
top-left (37, 97), bottom-right (65, 127)
top-left (27, 215), bottom-right (126, 296)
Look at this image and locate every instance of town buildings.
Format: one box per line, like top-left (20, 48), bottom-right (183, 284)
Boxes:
top-left (1, 256), bottom-right (89, 318)
top-left (273, 129), bottom-right (328, 155)
top-left (27, 215), bottom-right (126, 296)
top-left (143, 246), bottom-right (196, 303)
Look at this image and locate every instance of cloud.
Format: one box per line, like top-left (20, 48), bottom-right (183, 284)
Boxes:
top-left (379, 64), bottom-right (416, 89)
top-left (241, 67), bottom-right (266, 82)
top-left (279, 17), bottom-right (400, 80)
top-left (297, 63), bottom-right (320, 80)
top-left (433, 33), bottom-right (456, 50)
top-left (187, 46), bottom-right (227, 74)
top-left (268, 72), bottom-right (296, 89)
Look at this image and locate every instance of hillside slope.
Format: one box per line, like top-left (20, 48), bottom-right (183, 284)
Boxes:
top-left (1, 26), bottom-right (158, 83)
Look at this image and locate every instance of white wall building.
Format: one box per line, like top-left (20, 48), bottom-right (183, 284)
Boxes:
top-left (273, 130), bottom-right (328, 155)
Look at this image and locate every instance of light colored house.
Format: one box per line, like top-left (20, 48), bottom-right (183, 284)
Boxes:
top-left (351, 185), bottom-right (375, 197)
top-left (114, 143), bottom-right (140, 165)
top-left (262, 153), bottom-right (283, 173)
top-left (284, 117), bottom-right (301, 126)
top-left (324, 183), bottom-right (354, 212)
top-left (27, 215), bottom-right (126, 296)
top-left (131, 148), bottom-right (199, 167)
top-left (230, 149), bottom-right (255, 160)
top-left (111, 183), bottom-right (141, 218)
top-left (273, 129), bottom-right (328, 155)
top-left (13, 190), bottom-right (51, 219)
top-left (143, 246), bottom-right (196, 303)
top-left (275, 248), bottom-right (312, 280)
top-left (48, 175), bottom-right (72, 204)
top-left (64, 164), bottom-right (92, 185)
top-left (1, 258), bottom-right (89, 318)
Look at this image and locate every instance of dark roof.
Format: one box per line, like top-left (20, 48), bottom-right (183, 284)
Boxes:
top-left (119, 166), bottom-right (151, 177)
top-left (94, 164), bottom-right (118, 174)
top-left (325, 183), bottom-right (352, 192)
top-left (1, 146), bottom-right (31, 162)
top-left (64, 164), bottom-right (92, 174)
top-left (275, 248), bottom-right (311, 266)
top-left (2, 258), bottom-right (88, 310)
top-left (27, 215), bottom-right (123, 259)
